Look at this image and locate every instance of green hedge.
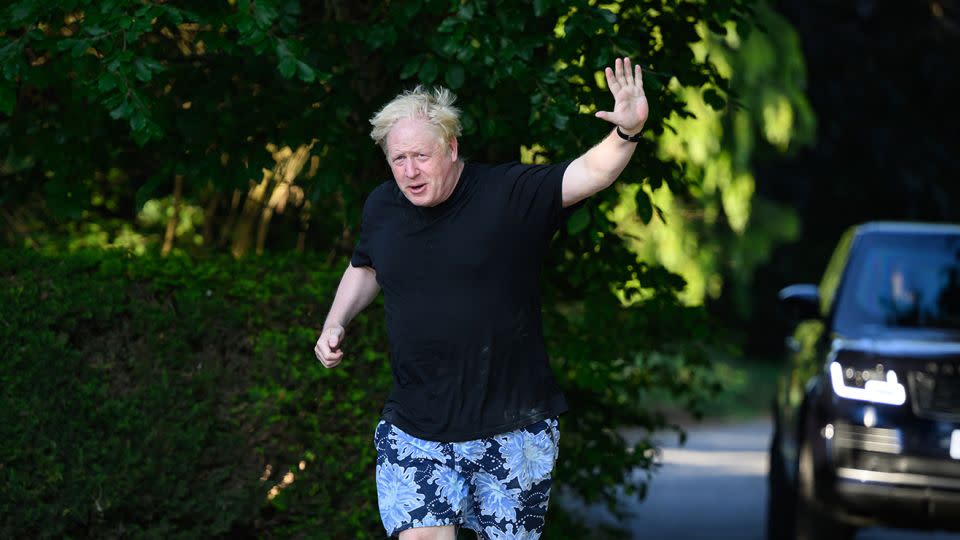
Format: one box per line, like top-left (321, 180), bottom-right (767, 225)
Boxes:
top-left (0, 249), bottom-right (392, 539)
top-left (1, 247), bottom-right (718, 539)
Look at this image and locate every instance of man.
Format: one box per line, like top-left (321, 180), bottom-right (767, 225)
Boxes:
top-left (314, 57), bottom-right (648, 539)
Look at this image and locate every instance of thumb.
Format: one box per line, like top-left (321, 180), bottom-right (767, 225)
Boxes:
top-left (327, 327), bottom-right (343, 348)
top-left (595, 110), bottom-right (613, 123)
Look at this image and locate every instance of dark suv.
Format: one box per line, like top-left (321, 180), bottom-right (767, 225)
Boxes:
top-left (767, 222), bottom-right (960, 540)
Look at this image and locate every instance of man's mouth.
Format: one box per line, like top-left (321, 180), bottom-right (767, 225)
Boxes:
top-left (409, 183), bottom-right (427, 195)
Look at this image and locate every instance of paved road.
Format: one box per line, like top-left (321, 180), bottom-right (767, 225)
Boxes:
top-left (565, 417), bottom-right (960, 540)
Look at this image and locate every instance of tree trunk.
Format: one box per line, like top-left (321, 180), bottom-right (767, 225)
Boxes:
top-left (161, 175), bottom-right (183, 257)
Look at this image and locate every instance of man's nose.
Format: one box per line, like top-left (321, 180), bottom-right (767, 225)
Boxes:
top-left (404, 160), bottom-right (417, 178)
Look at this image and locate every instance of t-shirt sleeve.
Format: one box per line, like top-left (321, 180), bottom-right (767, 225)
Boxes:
top-left (350, 193), bottom-right (376, 269)
top-left (499, 159), bottom-right (584, 235)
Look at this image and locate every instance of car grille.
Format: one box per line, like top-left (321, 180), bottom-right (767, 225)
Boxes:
top-left (910, 370), bottom-right (960, 420)
top-left (834, 422), bottom-right (903, 454)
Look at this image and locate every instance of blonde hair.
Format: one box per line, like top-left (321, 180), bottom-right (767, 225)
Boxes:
top-left (369, 86), bottom-right (462, 155)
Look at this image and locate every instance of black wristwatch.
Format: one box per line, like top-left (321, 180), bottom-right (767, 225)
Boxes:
top-left (616, 126), bottom-right (643, 142)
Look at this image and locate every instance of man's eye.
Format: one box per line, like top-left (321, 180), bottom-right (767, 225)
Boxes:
top-left (417, 154), bottom-right (429, 160)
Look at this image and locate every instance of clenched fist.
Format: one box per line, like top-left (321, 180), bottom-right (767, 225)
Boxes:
top-left (314, 325), bottom-right (344, 368)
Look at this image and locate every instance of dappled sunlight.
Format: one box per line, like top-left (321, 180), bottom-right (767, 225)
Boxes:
top-left (607, 2), bottom-right (810, 314)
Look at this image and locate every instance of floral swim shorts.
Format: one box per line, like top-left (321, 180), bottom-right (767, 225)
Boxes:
top-left (373, 418), bottom-right (560, 539)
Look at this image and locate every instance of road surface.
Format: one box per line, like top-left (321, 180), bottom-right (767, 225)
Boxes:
top-left (564, 417), bottom-right (960, 540)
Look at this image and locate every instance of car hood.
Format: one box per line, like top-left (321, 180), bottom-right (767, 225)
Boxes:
top-left (830, 329), bottom-right (960, 359)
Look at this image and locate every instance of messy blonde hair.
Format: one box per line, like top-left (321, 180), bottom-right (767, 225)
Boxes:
top-left (369, 86), bottom-right (462, 155)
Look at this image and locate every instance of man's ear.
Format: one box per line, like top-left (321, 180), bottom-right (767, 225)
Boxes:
top-left (449, 136), bottom-right (459, 161)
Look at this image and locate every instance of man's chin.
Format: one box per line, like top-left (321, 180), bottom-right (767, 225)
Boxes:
top-left (404, 193), bottom-right (435, 207)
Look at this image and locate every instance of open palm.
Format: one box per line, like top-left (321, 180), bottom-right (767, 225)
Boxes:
top-left (595, 57), bottom-right (648, 134)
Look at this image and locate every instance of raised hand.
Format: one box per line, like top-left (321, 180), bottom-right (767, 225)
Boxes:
top-left (595, 57), bottom-right (648, 135)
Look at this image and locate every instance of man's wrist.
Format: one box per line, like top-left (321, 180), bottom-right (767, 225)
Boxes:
top-left (616, 126), bottom-right (643, 141)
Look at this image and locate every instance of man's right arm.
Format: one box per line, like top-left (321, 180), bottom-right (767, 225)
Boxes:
top-left (314, 264), bottom-right (380, 368)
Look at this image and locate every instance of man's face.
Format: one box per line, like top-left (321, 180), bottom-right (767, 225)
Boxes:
top-left (385, 118), bottom-right (459, 207)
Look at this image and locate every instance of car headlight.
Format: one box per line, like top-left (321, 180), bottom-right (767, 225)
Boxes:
top-left (829, 355), bottom-right (906, 406)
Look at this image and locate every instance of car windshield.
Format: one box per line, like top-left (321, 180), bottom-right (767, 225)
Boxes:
top-left (834, 231), bottom-right (960, 334)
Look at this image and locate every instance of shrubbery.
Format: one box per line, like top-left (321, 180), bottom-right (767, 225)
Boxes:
top-left (1, 248), bottom-right (723, 538)
top-left (1, 249), bottom-right (392, 538)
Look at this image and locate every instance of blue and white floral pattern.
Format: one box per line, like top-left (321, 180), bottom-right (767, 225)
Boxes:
top-left (497, 428), bottom-right (556, 490)
top-left (485, 523), bottom-right (541, 540)
top-left (473, 470), bottom-right (522, 522)
top-left (428, 464), bottom-right (468, 508)
top-left (376, 462), bottom-right (426, 534)
top-left (391, 426), bottom-right (447, 462)
top-left (374, 418), bottom-right (560, 539)
top-left (453, 439), bottom-right (489, 462)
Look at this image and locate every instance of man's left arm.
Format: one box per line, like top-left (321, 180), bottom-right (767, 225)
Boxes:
top-left (562, 57), bottom-right (649, 208)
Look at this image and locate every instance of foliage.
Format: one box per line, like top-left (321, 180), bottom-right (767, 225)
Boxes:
top-left (0, 0), bottom-right (770, 535)
top-left (2, 0), bottom-right (750, 253)
top-left (612, 1), bottom-right (813, 319)
top-left (0, 249), bottom-right (392, 538)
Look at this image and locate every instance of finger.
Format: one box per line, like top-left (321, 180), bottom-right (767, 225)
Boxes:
top-left (604, 67), bottom-right (621, 94)
top-left (321, 357), bottom-right (341, 368)
top-left (595, 110), bottom-right (613, 123)
top-left (635, 63), bottom-right (644, 91)
top-left (614, 57), bottom-right (625, 87)
top-left (623, 57), bottom-right (634, 86)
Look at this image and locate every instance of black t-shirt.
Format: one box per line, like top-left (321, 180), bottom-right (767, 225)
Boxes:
top-left (351, 160), bottom-right (576, 442)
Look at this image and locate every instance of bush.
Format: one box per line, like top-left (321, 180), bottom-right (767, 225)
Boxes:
top-left (0, 249), bottom-right (391, 538)
top-left (1, 247), bottom-right (724, 539)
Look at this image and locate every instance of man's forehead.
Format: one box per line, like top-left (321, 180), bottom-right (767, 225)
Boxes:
top-left (387, 120), bottom-right (442, 153)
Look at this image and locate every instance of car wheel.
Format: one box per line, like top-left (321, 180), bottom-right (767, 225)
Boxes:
top-left (793, 435), bottom-right (857, 540)
top-left (766, 426), bottom-right (795, 540)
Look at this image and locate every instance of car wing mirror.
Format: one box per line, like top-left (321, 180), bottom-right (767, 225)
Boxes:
top-left (779, 283), bottom-right (821, 322)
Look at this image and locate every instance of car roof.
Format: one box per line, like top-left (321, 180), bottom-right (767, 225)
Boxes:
top-left (855, 221), bottom-right (960, 236)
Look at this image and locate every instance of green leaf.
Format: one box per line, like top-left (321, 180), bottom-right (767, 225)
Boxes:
top-left (297, 61), bottom-right (315, 83)
top-left (654, 204), bottom-right (667, 225)
top-left (418, 58), bottom-right (439, 84)
top-left (702, 87), bottom-right (726, 110)
top-left (598, 7), bottom-right (617, 24)
top-left (0, 83), bottom-right (15, 116)
top-left (10, 4), bottom-right (32, 24)
top-left (567, 207), bottom-right (590, 235)
top-left (444, 65), bottom-right (465, 89)
top-left (553, 112), bottom-right (569, 130)
top-left (278, 57), bottom-right (296, 79)
top-left (109, 101), bottom-right (133, 120)
top-left (130, 113), bottom-right (147, 132)
top-left (437, 17), bottom-right (459, 33)
top-left (400, 57), bottom-right (421, 79)
top-left (635, 188), bottom-right (653, 224)
top-left (134, 59), bottom-right (152, 82)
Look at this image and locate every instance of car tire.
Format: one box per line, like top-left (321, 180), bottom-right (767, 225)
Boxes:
top-left (793, 434), bottom-right (857, 540)
top-left (766, 426), bottom-right (795, 540)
